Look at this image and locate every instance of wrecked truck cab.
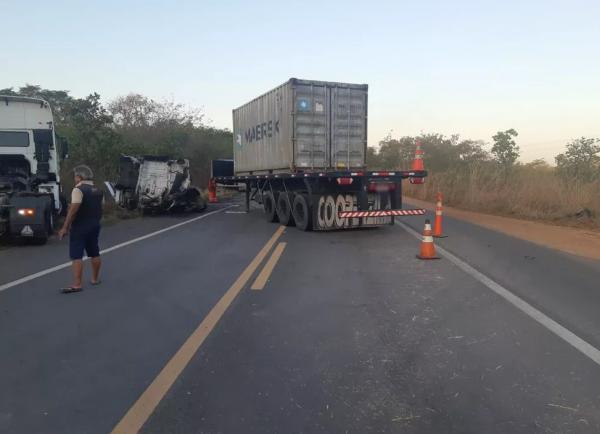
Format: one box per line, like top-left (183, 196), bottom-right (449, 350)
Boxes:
top-left (107, 155), bottom-right (206, 214)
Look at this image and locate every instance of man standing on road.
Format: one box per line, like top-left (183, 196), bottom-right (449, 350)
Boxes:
top-left (58, 165), bottom-right (103, 293)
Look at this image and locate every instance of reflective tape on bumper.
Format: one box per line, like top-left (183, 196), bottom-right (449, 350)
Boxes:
top-left (338, 209), bottom-right (426, 218)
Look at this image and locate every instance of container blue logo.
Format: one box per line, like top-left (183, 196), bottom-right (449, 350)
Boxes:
top-left (297, 99), bottom-right (311, 112)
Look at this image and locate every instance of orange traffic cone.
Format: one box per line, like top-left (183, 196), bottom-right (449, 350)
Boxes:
top-left (409, 140), bottom-right (425, 185)
top-left (208, 178), bottom-right (218, 203)
top-left (417, 219), bottom-right (440, 260)
top-left (433, 192), bottom-right (447, 238)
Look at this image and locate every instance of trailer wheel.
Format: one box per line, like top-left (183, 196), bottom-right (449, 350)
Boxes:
top-left (263, 192), bottom-right (279, 223)
top-left (292, 194), bottom-right (312, 231)
top-left (276, 193), bottom-right (295, 226)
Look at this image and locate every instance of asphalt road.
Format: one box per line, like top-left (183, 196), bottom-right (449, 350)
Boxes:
top-left (1, 196), bottom-right (599, 433)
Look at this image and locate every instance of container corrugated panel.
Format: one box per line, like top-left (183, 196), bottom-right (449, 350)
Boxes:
top-left (330, 86), bottom-right (368, 169)
top-left (232, 78), bottom-right (367, 175)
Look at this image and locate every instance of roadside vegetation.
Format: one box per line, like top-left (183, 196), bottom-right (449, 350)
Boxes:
top-left (368, 133), bottom-right (600, 230)
top-left (0, 85), bottom-right (233, 191)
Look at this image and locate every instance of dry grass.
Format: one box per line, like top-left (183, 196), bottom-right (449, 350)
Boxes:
top-left (100, 200), bottom-right (140, 226)
top-left (405, 164), bottom-right (600, 230)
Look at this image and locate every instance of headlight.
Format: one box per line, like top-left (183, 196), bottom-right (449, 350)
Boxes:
top-left (17, 208), bottom-right (35, 216)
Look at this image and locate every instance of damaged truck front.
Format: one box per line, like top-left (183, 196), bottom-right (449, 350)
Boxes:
top-left (107, 155), bottom-right (206, 214)
top-left (0, 96), bottom-right (66, 243)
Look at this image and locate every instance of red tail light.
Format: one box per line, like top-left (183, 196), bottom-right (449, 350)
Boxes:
top-left (336, 177), bottom-right (354, 185)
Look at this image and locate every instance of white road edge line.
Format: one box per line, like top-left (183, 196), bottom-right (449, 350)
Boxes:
top-left (396, 220), bottom-right (600, 367)
top-left (0, 206), bottom-right (234, 293)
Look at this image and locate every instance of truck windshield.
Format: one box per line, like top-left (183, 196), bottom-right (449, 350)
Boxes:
top-left (0, 131), bottom-right (29, 147)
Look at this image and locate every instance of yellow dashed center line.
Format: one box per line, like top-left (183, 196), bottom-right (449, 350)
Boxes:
top-left (110, 225), bottom-right (286, 434)
top-left (251, 242), bottom-right (287, 290)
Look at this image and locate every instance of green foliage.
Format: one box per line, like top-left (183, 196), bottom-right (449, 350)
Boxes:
top-left (491, 129), bottom-right (520, 166)
top-left (555, 137), bottom-right (600, 182)
top-left (368, 134), bottom-right (415, 170)
top-left (1, 85), bottom-right (232, 187)
top-left (367, 133), bottom-right (489, 172)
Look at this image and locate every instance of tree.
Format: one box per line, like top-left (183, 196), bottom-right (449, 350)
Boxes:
top-left (108, 94), bottom-right (203, 128)
top-left (491, 129), bottom-right (519, 167)
top-left (366, 146), bottom-right (382, 169)
top-left (455, 139), bottom-right (489, 163)
top-left (370, 133), bottom-right (490, 173)
top-left (555, 137), bottom-right (600, 182)
top-left (376, 136), bottom-right (414, 170)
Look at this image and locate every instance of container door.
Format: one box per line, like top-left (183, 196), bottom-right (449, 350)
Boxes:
top-left (330, 86), bottom-right (367, 169)
top-left (293, 83), bottom-right (329, 169)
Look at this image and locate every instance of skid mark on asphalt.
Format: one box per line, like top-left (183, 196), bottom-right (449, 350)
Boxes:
top-left (251, 242), bottom-right (287, 290)
top-left (110, 225), bottom-right (286, 434)
top-left (396, 220), bottom-right (600, 367)
top-left (0, 206), bottom-right (234, 293)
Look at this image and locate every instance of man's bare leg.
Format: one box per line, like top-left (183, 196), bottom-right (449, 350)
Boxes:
top-left (90, 256), bottom-right (101, 284)
top-left (72, 259), bottom-right (83, 288)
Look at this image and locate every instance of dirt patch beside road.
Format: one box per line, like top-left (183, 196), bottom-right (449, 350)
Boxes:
top-left (405, 196), bottom-right (600, 262)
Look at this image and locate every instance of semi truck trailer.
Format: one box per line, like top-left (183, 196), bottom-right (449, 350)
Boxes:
top-left (213, 78), bottom-right (427, 231)
top-left (0, 95), bottom-right (66, 243)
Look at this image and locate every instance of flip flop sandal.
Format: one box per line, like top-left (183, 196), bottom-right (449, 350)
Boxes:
top-left (90, 280), bottom-right (102, 286)
top-left (61, 286), bottom-right (83, 294)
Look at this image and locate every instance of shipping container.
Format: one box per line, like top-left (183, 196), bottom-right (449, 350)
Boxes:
top-left (233, 78), bottom-right (368, 175)
top-left (213, 78), bottom-right (427, 232)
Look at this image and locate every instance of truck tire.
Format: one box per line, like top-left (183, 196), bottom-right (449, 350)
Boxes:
top-left (263, 192), bottom-right (279, 223)
top-left (59, 195), bottom-right (68, 217)
top-left (32, 211), bottom-right (50, 245)
top-left (292, 194), bottom-right (312, 231)
top-left (276, 193), bottom-right (295, 226)
top-left (47, 209), bottom-right (55, 235)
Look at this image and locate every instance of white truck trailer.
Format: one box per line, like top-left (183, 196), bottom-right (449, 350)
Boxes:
top-left (0, 96), bottom-right (66, 243)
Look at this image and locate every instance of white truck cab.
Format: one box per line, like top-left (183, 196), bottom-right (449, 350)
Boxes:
top-left (0, 95), bottom-right (65, 243)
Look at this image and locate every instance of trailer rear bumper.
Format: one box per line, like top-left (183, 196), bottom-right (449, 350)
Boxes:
top-left (338, 209), bottom-right (426, 218)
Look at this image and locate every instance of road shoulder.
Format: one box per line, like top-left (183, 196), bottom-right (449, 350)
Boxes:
top-left (404, 196), bottom-right (600, 261)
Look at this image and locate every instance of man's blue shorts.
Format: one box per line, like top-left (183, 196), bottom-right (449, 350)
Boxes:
top-left (69, 224), bottom-right (101, 260)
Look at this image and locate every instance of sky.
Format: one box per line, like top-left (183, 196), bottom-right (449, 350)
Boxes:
top-left (2, 0), bottom-right (599, 162)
